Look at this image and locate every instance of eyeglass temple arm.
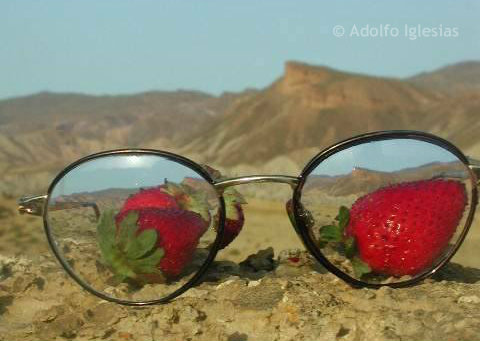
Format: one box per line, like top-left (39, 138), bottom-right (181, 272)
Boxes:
top-left (18, 195), bottom-right (47, 216)
top-left (18, 194), bottom-right (100, 220)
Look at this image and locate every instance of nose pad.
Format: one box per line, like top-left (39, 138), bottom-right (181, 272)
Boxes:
top-left (285, 199), bottom-right (317, 255)
top-left (285, 199), bottom-right (315, 234)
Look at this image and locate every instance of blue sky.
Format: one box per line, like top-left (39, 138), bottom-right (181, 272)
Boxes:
top-left (311, 139), bottom-right (460, 177)
top-left (1, 0), bottom-right (479, 100)
top-left (50, 154), bottom-right (206, 196)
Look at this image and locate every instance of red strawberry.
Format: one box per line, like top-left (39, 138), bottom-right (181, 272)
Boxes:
top-left (220, 202), bottom-right (245, 249)
top-left (216, 188), bottom-right (246, 249)
top-left (118, 181), bottom-right (211, 226)
top-left (119, 186), bottom-right (178, 215)
top-left (180, 169), bottom-right (247, 249)
top-left (345, 179), bottom-right (467, 276)
top-left (115, 208), bottom-right (208, 278)
top-left (98, 178), bottom-right (214, 283)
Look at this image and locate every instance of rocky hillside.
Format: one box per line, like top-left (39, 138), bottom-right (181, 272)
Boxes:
top-left (0, 91), bottom-right (241, 195)
top-left (181, 61), bottom-right (480, 168)
top-left (1, 61), bottom-right (479, 195)
top-left (409, 61), bottom-right (480, 94)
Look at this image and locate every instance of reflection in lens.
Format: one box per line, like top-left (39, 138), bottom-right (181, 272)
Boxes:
top-left (300, 138), bottom-right (473, 284)
top-left (46, 154), bottom-right (220, 302)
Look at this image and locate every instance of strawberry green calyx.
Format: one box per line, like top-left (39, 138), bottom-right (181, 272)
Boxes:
top-left (223, 187), bottom-right (247, 220)
top-left (180, 166), bottom-right (248, 249)
top-left (344, 236), bottom-right (356, 259)
top-left (318, 205), bottom-right (349, 243)
top-left (318, 205), bottom-right (372, 278)
top-left (97, 210), bottom-right (165, 283)
top-left (162, 180), bottom-right (211, 223)
top-left (187, 166), bottom-right (247, 220)
top-left (336, 206), bottom-right (349, 232)
top-left (351, 256), bottom-right (372, 278)
top-left (214, 187), bottom-right (247, 249)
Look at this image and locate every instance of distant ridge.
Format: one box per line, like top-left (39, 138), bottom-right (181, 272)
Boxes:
top-left (408, 61), bottom-right (480, 93)
top-left (180, 60), bottom-right (480, 167)
top-left (0, 60), bottom-right (479, 195)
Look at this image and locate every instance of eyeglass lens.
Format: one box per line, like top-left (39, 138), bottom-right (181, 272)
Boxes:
top-left (46, 154), bottom-right (221, 303)
top-left (300, 138), bottom-right (473, 284)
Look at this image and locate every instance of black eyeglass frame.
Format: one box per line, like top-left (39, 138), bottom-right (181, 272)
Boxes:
top-left (18, 130), bottom-right (479, 306)
top-left (294, 130), bottom-right (478, 290)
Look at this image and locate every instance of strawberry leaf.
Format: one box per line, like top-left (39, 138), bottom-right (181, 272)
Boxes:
top-left (164, 180), bottom-right (211, 223)
top-left (335, 206), bottom-right (350, 232)
top-left (125, 229), bottom-right (158, 260)
top-left (110, 274), bottom-right (128, 286)
top-left (187, 190), bottom-right (212, 222)
top-left (352, 256), bottom-right (371, 278)
top-left (97, 210), bottom-right (117, 262)
top-left (130, 248), bottom-right (165, 274)
top-left (224, 187), bottom-right (247, 205)
top-left (96, 210), bottom-right (165, 282)
top-left (117, 211), bottom-right (138, 251)
top-left (344, 236), bottom-right (356, 259)
top-left (224, 187), bottom-right (247, 221)
top-left (319, 224), bottom-right (343, 242)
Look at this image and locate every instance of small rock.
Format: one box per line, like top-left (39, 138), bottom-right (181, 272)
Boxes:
top-left (377, 286), bottom-right (394, 297)
top-left (247, 280), bottom-right (261, 287)
top-left (239, 248), bottom-right (276, 272)
top-left (216, 279), bottom-right (237, 290)
top-left (458, 295), bottom-right (480, 304)
top-left (182, 288), bottom-right (209, 298)
top-left (277, 249), bottom-right (310, 267)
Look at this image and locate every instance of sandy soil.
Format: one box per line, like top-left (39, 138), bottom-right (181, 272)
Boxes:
top-left (1, 194), bottom-right (480, 340)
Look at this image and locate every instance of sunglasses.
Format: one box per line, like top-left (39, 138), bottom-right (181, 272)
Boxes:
top-left (17, 130), bottom-right (479, 306)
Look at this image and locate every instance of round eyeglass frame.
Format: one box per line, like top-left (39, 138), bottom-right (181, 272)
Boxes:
top-left (40, 130), bottom-right (478, 305)
top-left (293, 130), bottom-right (478, 289)
top-left (43, 149), bottom-right (227, 306)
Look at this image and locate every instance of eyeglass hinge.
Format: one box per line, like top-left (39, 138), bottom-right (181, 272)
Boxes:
top-left (468, 157), bottom-right (480, 186)
top-left (18, 194), bottom-right (47, 216)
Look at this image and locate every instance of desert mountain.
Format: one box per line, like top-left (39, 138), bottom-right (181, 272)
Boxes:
top-left (0, 90), bottom-right (244, 194)
top-left (409, 61), bottom-right (480, 94)
top-left (0, 61), bottom-right (479, 195)
top-left (304, 161), bottom-right (467, 197)
top-left (180, 61), bottom-right (480, 169)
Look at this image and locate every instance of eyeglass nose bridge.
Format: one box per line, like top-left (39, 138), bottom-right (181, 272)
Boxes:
top-left (213, 175), bottom-right (300, 193)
